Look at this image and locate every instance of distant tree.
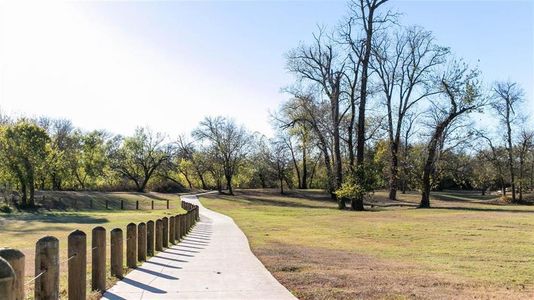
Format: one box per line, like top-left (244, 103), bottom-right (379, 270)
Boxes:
top-left (193, 117), bottom-right (251, 195)
top-left (268, 139), bottom-right (293, 194)
top-left (71, 130), bottom-right (108, 189)
top-left (477, 132), bottom-right (508, 196)
top-left (109, 127), bottom-right (170, 192)
top-left (491, 81), bottom-right (524, 202)
top-left (0, 121), bottom-right (50, 207)
top-left (419, 61), bottom-right (485, 208)
top-left (517, 129), bottom-right (533, 201)
top-left (470, 153), bottom-right (495, 195)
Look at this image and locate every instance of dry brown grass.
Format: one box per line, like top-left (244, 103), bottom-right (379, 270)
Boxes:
top-left (201, 189), bottom-right (534, 300)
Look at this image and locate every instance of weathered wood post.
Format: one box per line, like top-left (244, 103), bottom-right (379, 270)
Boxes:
top-left (162, 217), bottom-right (169, 248)
top-left (110, 228), bottom-right (123, 278)
top-left (126, 223), bottom-right (137, 268)
top-left (35, 236), bottom-right (59, 300)
top-left (155, 219), bottom-right (163, 251)
top-left (169, 216), bottom-right (175, 244)
top-left (68, 230), bottom-right (86, 300)
top-left (91, 226), bottom-right (106, 292)
top-left (0, 248), bottom-right (25, 300)
top-left (136, 200), bottom-right (139, 210)
top-left (0, 257), bottom-right (15, 300)
top-left (186, 211), bottom-right (190, 232)
top-left (138, 222), bottom-right (147, 261)
top-left (147, 221), bottom-right (155, 256)
top-left (166, 199), bottom-right (169, 209)
top-left (174, 215), bottom-right (180, 241)
top-left (120, 200), bottom-right (124, 210)
top-left (151, 200), bottom-right (154, 210)
top-left (180, 214), bottom-right (186, 239)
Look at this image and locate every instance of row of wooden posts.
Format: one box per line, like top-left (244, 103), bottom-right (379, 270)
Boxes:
top-left (38, 195), bottom-right (172, 210)
top-left (0, 201), bottom-right (200, 300)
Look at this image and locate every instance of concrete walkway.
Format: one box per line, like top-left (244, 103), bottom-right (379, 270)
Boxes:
top-left (102, 194), bottom-right (296, 300)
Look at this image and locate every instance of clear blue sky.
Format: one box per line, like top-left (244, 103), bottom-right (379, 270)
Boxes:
top-left (1, 0), bottom-right (532, 137)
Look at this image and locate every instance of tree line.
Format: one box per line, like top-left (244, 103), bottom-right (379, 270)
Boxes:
top-left (270, 0), bottom-right (533, 209)
top-left (1, 0), bottom-right (532, 210)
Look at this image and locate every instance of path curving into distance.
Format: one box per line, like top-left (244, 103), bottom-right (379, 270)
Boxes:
top-left (102, 194), bottom-right (296, 300)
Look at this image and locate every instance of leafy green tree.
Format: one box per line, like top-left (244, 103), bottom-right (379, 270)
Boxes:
top-left (71, 130), bottom-right (108, 189)
top-left (109, 127), bottom-right (170, 192)
top-left (0, 121), bottom-right (50, 207)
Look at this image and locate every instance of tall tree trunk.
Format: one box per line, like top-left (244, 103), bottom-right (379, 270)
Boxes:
top-left (419, 118), bottom-right (453, 208)
top-left (301, 136), bottom-right (308, 189)
top-left (28, 174), bottom-right (35, 207)
top-left (19, 180), bottom-right (27, 207)
top-left (519, 156), bottom-right (524, 202)
top-left (288, 140), bottom-right (302, 189)
top-left (505, 105), bottom-right (516, 202)
top-left (388, 140), bottom-right (400, 200)
top-left (225, 174), bottom-right (233, 195)
top-left (352, 5), bottom-right (376, 212)
top-left (196, 169), bottom-right (208, 190)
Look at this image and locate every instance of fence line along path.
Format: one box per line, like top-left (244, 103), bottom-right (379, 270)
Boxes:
top-left (102, 194), bottom-right (296, 300)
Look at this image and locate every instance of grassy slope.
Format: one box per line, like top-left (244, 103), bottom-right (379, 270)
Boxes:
top-left (201, 190), bottom-right (534, 299)
top-left (0, 191), bottom-right (184, 299)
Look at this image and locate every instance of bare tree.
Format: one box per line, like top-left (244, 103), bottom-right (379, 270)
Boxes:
top-left (477, 132), bottom-right (507, 196)
top-left (341, 0), bottom-right (391, 210)
top-left (419, 61), bottom-right (485, 208)
top-left (192, 116), bottom-right (251, 195)
top-left (371, 26), bottom-right (449, 200)
top-left (279, 92), bottom-right (336, 199)
top-left (517, 129), bottom-right (533, 202)
top-left (287, 27), bottom-right (346, 198)
top-left (491, 81), bottom-right (524, 202)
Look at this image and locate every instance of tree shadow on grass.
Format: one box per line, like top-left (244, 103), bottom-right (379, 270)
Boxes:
top-left (1, 212), bottom-right (109, 224)
top-left (430, 206), bottom-right (534, 214)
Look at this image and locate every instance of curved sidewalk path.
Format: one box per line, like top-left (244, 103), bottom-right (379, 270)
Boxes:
top-left (103, 194), bottom-right (296, 300)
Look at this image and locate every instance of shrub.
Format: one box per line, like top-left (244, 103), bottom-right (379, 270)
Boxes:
top-left (0, 204), bottom-right (13, 213)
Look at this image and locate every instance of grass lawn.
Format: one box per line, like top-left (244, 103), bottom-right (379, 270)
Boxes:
top-left (0, 191), bottom-right (185, 299)
top-left (201, 189), bottom-right (534, 300)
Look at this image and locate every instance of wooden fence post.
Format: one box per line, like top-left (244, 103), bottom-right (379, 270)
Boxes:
top-left (126, 223), bottom-right (137, 269)
top-left (136, 200), bottom-right (139, 210)
top-left (91, 227), bottom-right (106, 292)
top-left (120, 200), bottom-right (124, 210)
top-left (147, 221), bottom-right (155, 256)
top-left (174, 215), bottom-right (180, 241)
top-left (180, 214), bottom-right (186, 239)
top-left (155, 219), bottom-right (163, 251)
top-left (0, 248), bottom-right (24, 300)
top-left (186, 212), bottom-right (190, 232)
top-left (162, 217), bottom-right (169, 248)
top-left (138, 222), bottom-right (147, 261)
top-left (151, 200), bottom-right (154, 210)
top-left (166, 199), bottom-right (169, 209)
top-left (110, 228), bottom-right (123, 278)
top-left (68, 230), bottom-right (86, 300)
top-left (0, 257), bottom-right (15, 300)
top-left (35, 236), bottom-right (59, 300)
top-left (169, 216), bottom-right (175, 245)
